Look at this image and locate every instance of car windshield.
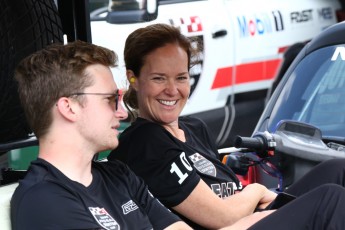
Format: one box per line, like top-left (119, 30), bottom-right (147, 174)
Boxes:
top-left (268, 45), bottom-right (345, 139)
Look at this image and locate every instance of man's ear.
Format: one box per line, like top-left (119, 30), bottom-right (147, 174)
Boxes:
top-left (55, 97), bottom-right (78, 122)
top-left (126, 70), bottom-right (138, 90)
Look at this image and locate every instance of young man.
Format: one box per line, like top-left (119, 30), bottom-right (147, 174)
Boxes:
top-left (10, 40), bottom-right (191, 230)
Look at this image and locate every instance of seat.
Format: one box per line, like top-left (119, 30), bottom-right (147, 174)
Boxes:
top-left (0, 183), bottom-right (19, 230)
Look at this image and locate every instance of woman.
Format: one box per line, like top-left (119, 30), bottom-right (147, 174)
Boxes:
top-left (108, 23), bottom-right (345, 229)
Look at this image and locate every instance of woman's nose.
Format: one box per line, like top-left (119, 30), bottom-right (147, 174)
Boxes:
top-left (165, 80), bottom-right (178, 95)
top-left (115, 102), bottom-right (128, 120)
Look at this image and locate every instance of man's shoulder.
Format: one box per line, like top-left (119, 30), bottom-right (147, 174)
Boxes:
top-left (12, 162), bottom-right (61, 202)
top-left (11, 159), bottom-right (77, 208)
top-left (14, 159), bottom-right (50, 192)
top-left (11, 176), bottom-right (68, 221)
top-left (13, 179), bottom-right (58, 201)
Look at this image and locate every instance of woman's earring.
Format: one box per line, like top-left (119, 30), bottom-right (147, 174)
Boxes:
top-left (129, 77), bottom-right (136, 83)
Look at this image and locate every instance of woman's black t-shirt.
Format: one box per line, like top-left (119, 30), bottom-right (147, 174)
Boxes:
top-left (108, 116), bottom-right (242, 229)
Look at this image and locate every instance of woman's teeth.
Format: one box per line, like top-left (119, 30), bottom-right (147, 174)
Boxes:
top-left (159, 100), bottom-right (176, 106)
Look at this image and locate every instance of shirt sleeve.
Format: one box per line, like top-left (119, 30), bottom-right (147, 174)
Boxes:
top-left (122, 163), bottom-right (182, 229)
top-left (11, 182), bottom-right (99, 230)
top-left (120, 122), bottom-right (200, 207)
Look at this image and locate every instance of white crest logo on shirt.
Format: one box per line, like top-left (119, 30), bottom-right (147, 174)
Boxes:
top-left (189, 153), bottom-right (216, 176)
top-left (89, 207), bottom-right (120, 230)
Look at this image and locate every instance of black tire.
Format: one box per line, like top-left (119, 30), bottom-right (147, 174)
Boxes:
top-left (0, 0), bottom-right (63, 143)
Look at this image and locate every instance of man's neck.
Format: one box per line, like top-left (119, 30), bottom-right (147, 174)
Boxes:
top-left (38, 138), bottom-right (95, 187)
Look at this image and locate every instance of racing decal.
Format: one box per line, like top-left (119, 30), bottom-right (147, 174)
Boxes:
top-left (237, 10), bottom-right (284, 37)
top-left (168, 18), bottom-right (204, 97)
top-left (320, 51), bottom-right (345, 94)
top-left (272, 10), bottom-right (284, 31)
top-left (331, 47), bottom-right (345, 61)
top-left (181, 16), bottom-right (203, 33)
top-left (89, 207), bottom-right (120, 230)
top-left (122, 200), bottom-right (138, 215)
top-left (189, 35), bottom-right (204, 96)
top-left (318, 7), bottom-right (334, 21)
top-left (169, 16), bottom-right (203, 33)
top-left (211, 59), bottom-right (282, 89)
top-left (290, 9), bottom-right (313, 23)
top-left (237, 13), bottom-right (272, 36)
top-left (189, 153), bottom-right (216, 176)
top-left (278, 46), bottom-right (289, 54)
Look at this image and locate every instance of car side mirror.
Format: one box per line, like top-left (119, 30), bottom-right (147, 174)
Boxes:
top-left (107, 0), bottom-right (158, 24)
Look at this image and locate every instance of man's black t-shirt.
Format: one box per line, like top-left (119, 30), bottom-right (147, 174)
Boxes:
top-left (11, 158), bottom-right (180, 229)
top-left (108, 116), bottom-right (242, 229)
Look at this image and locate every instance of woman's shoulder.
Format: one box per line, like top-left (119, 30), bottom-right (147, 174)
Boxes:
top-left (120, 118), bottom-right (170, 142)
top-left (95, 160), bottom-right (131, 175)
top-left (179, 115), bottom-right (208, 130)
top-left (108, 119), bottom-right (170, 162)
top-left (127, 117), bottom-right (164, 133)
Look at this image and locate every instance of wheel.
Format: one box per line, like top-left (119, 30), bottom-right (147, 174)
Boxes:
top-left (0, 0), bottom-right (63, 143)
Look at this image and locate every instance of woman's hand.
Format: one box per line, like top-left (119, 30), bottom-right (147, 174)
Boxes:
top-left (257, 188), bottom-right (277, 209)
top-left (241, 183), bottom-right (277, 209)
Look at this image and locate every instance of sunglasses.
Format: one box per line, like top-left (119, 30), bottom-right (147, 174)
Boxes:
top-left (69, 89), bottom-right (123, 111)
